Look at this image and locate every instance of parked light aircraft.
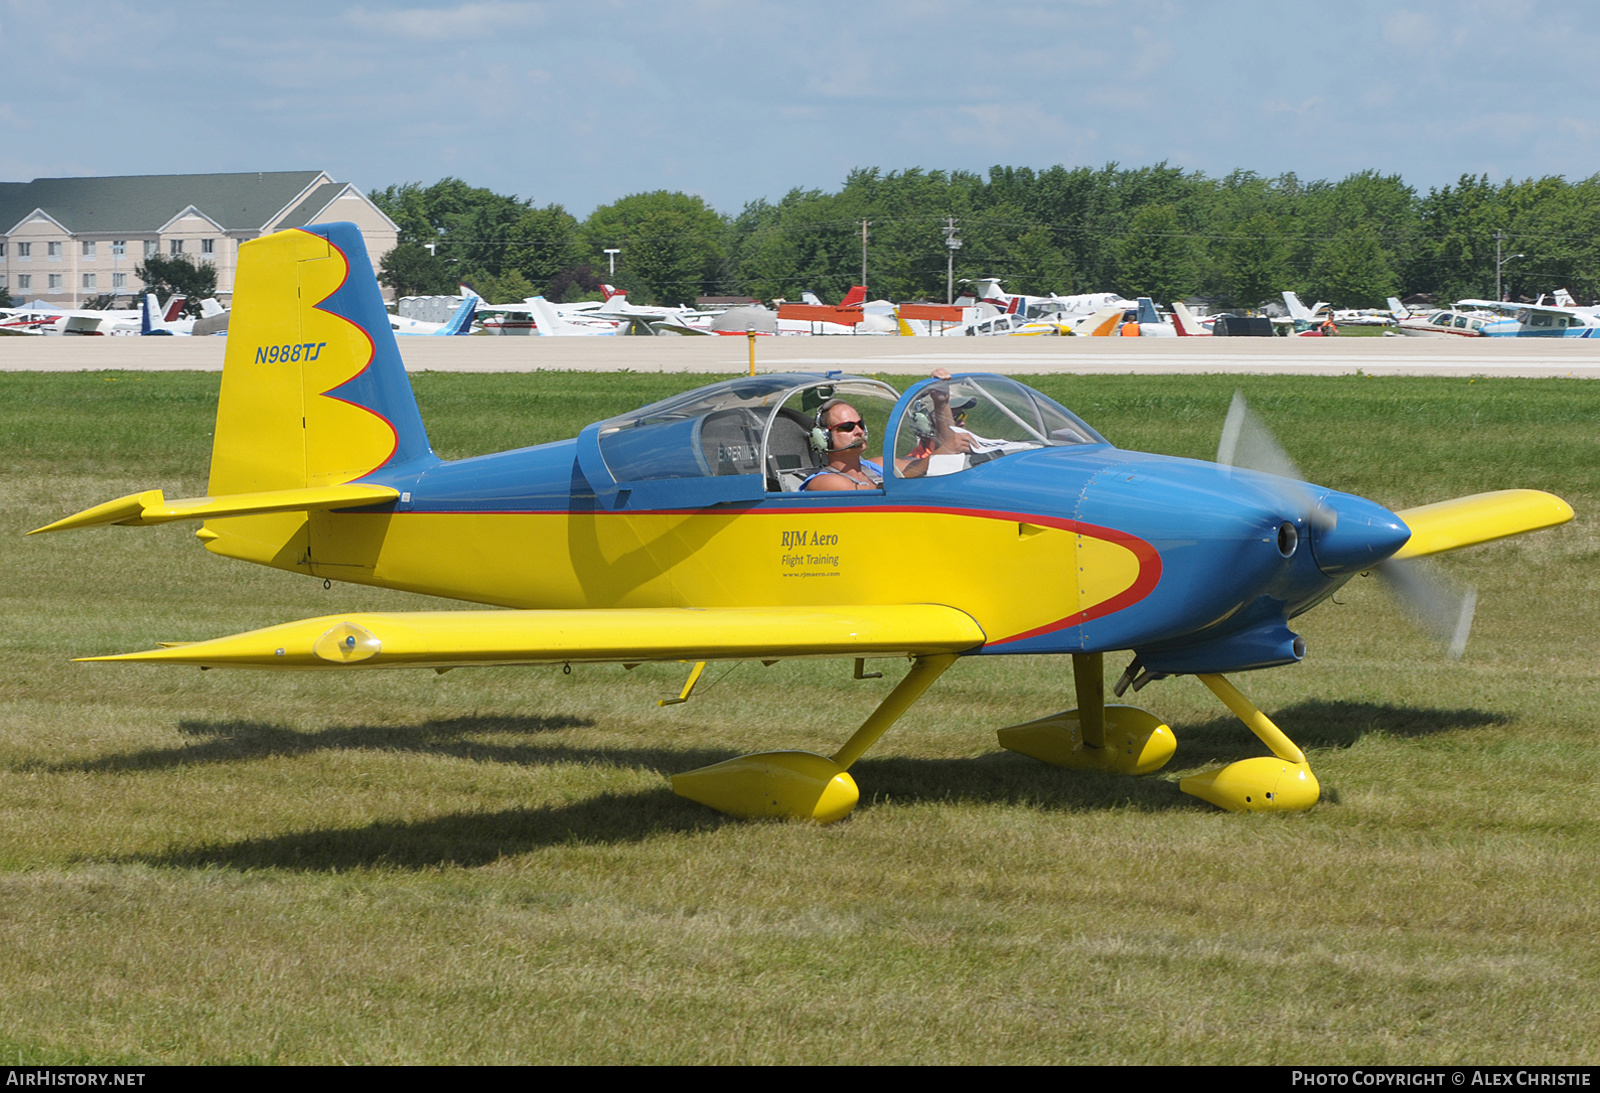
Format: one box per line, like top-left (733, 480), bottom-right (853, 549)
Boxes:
top-left (1455, 298), bottom-right (1600, 338)
top-left (1392, 306), bottom-right (1497, 338)
top-left (475, 286), bottom-right (613, 335)
top-left (1, 295), bottom-right (180, 336)
top-left (140, 295), bottom-right (230, 336)
top-left (34, 223), bottom-right (1574, 823)
top-left (387, 290), bottom-right (478, 337)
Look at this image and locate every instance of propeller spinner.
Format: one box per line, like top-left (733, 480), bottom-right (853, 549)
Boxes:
top-left (1217, 391), bottom-right (1477, 658)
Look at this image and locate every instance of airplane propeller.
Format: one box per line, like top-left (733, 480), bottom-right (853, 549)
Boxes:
top-left (1217, 391), bottom-right (1476, 658)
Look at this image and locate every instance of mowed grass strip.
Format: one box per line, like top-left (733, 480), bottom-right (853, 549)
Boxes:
top-left (0, 370), bottom-right (1596, 1064)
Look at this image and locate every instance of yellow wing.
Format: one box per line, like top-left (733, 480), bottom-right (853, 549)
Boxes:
top-left (1392, 489), bottom-right (1574, 561)
top-left (77, 605), bottom-right (987, 670)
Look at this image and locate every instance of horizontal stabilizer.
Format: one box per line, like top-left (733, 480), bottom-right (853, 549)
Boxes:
top-left (78, 605), bottom-right (987, 669)
top-left (31, 483), bottom-right (400, 534)
top-left (1392, 489), bottom-right (1574, 560)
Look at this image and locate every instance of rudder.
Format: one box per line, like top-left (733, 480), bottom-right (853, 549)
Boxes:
top-left (209, 223), bottom-right (432, 496)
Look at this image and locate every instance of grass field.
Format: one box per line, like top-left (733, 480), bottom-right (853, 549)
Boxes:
top-left (1, 369), bottom-right (1596, 1064)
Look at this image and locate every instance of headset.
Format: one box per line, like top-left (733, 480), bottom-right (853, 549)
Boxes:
top-left (809, 398), bottom-right (868, 454)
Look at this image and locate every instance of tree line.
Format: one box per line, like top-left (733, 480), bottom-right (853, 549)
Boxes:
top-left (370, 166), bottom-right (1600, 310)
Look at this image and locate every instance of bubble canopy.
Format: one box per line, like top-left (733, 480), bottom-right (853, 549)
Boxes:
top-left (573, 372), bottom-right (1107, 508)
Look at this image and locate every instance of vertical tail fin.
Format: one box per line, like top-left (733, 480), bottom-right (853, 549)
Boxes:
top-left (528, 296), bottom-right (580, 335)
top-left (1282, 291), bottom-right (1313, 321)
top-left (209, 222), bottom-right (433, 497)
top-left (1171, 300), bottom-right (1209, 336)
top-left (162, 295), bottom-right (187, 323)
top-left (437, 293), bottom-right (478, 336)
top-left (1136, 297), bottom-right (1161, 326)
top-left (838, 285), bottom-right (867, 308)
top-left (1084, 306), bottom-right (1124, 336)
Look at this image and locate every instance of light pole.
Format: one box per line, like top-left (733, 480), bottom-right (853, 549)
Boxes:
top-left (1495, 231), bottom-right (1524, 302)
top-left (942, 216), bottom-right (962, 305)
top-left (604, 248), bottom-right (620, 278)
top-left (860, 220), bottom-right (869, 290)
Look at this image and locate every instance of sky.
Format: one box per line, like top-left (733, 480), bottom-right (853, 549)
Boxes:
top-left (3, 0), bottom-right (1598, 217)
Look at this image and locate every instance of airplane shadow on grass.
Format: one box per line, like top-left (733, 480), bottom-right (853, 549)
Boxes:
top-left (82, 698), bottom-right (1512, 873)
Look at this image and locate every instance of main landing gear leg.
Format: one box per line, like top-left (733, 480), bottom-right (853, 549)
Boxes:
top-left (1180, 673), bottom-right (1320, 812)
top-left (996, 652), bottom-right (1176, 775)
top-left (671, 654), bottom-right (957, 823)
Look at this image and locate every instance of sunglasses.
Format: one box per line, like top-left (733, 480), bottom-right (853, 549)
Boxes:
top-left (830, 419), bottom-right (865, 433)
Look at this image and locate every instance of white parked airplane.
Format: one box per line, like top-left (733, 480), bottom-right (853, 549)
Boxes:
top-left (2, 296), bottom-right (179, 336)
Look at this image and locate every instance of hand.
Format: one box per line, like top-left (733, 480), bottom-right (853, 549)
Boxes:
top-left (938, 432), bottom-right (975, 455)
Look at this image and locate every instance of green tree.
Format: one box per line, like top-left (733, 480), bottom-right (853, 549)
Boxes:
top-left (503, 205), bottom-right (583, 296)
top-left (1220, 211), bottom-right (1290, 308)
top-left (465, 268), bottom-right (535, 305)
top-left (1114, 204), bottom-right (1199, 302)
top-left (1308, 227), bottom-right (1399, 307)
top-left (999, 225), bottom-right (1075, 297)
top-left (134, 254), bottom-right (217, 317)
top-left (584, 192), bottom-right (728, 305)
top-left (379, 243), bottom-right (458, 298)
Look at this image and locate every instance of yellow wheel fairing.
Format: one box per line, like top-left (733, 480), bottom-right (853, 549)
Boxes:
top-left (252, 504), bottom-right (1156, 646)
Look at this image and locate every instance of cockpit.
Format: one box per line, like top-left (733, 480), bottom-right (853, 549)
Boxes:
top-left (581, 372), bottom-right (1107, 505)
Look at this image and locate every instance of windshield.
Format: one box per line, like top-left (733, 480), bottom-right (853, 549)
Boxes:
top-left (893, 375), bottom-right (1106, 477)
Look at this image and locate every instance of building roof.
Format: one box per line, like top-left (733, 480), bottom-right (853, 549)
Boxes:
top-left (0, 171), bottom-right (329, 235)
top-left (275, 182), bottom-right (349, 230)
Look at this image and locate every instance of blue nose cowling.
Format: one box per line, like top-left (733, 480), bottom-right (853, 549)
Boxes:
top-left (1309, 492), bottom-right (1412, 576)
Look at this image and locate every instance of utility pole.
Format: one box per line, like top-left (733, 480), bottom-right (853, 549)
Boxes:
top-left (860, 220), bottom-right (869, 290)
top-left (1494, 231), bottom-right (1524, 302)
top-left (942, 216), bottom-right (962, 305)
top-left (604, 248), bottom-right (620, 278)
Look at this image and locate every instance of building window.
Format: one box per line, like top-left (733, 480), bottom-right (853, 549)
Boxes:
top-left (201, 238), bottom-right (215, 255)
top-left (0, 243), bottom-right (5, 258)
top-left (143, 240), bottom-right (157, 257)
top-left (17, 242), bottom-right (31, 258)
top-left (113, 272), bottom-right (127, 289)
top-left (82, 273), bottom-right (97, 290)
top-left (169, 239), bottom-right (184, 255)
top-left (48, 274), bottom-right (62, 290)
top-left (81, 240), bottom-right (96, 258)
top-left (17, 275), bottom-right (31, 290)
top-left (112, 240), bottom-right (126, 257)
top-left (47, 241), bottom-right (62, 258)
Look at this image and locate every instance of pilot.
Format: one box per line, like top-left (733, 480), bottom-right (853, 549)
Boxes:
top-left (802, 399), bottom-right (884, 491)
top-left (899, 367), bottom-right (975, 477)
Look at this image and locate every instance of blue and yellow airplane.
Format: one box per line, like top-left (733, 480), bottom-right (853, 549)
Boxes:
top-left (32, 223), bottom-right (1575, 822)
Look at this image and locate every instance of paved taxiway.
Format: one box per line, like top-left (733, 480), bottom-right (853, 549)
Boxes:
top-left (4, 334), bottom-right (1600, 377)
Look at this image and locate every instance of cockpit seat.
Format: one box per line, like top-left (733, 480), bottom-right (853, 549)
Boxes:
top-left (765, 408), bottom-right (823, 492)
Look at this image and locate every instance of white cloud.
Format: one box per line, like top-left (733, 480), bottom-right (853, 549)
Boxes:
top-left (345, 1), bottom-right (548, 40)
